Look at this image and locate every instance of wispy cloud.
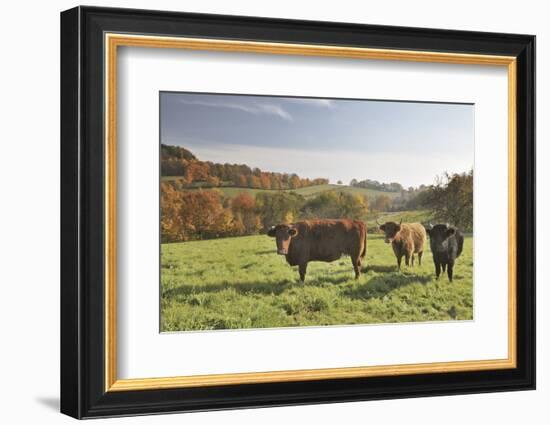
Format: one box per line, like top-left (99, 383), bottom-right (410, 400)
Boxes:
top-left (287, 98), bottom-right (334, 108)
top-left (255, 104), bottom-right (293, 121)
top-left (177, 98), bottom-right (293, 121)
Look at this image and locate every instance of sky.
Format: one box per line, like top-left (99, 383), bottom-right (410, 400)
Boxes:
top-left (160, 92), bottom-right (474, 187)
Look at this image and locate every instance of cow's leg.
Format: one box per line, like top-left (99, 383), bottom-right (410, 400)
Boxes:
top-left (405, 253), bottom-right (411, 267)
top-left (351, 256), bottom-right (361, 279)
top-left (418, 251), bottom-right (423, 266)
top-left (442, 263), bottom-right (447, 272)
top-left (298, 262), bottom-right (308, 283)
top-left (411, 254), bottom-right (415, 267)
top-left (447, 261), bottom-right (454, 282)
top-left (396, 255), bottom-right (402, 271)
top-left (435, 261), bottom-right (441, 279)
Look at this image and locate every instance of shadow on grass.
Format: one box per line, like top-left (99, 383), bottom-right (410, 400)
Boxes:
top-left (364, 264), bottom-right (396, 273)
top-left (163, 264), bottom-right (434, 303)
top-left (343, 273), bottom-right (432, 301)
top-left (312, 274), bottom-right (356, 285)
top-left (163, 280), bottom-right (294, 299)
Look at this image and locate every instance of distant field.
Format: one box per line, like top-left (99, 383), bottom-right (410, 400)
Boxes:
top-left (161, 180), bottom-right (401, 201)
top-left (161, 232), bottom-right (473, 332)
top-left (289, 184), bottom-right (401, 200)
top-left (365, 210), bottom-right (434, 231)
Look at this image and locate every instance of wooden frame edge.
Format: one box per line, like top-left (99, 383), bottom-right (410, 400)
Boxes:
top-left (104, 33), bottom-right (518, 392)
top-left (108, 358), bottom-right (516, 391)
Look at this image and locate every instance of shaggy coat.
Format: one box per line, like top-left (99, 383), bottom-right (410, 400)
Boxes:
top-left (379, 221), bottom-right (426, 270)
top-left (267, 219), bottom-right (367, 282)
top-left (425, 223), bottom-right (464, 282)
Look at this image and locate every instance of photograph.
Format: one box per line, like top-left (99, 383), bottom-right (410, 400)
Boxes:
top-left (159, 92), bottom-right (474, 332)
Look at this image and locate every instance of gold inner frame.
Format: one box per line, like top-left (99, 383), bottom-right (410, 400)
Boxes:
top-left (104, 33), bottom-right (517, 392)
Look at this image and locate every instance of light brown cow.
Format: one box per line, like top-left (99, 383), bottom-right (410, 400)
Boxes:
top-left (267, 219), bottom-right (367, 282)
top-left (377, 218), bottom-right (426, 270)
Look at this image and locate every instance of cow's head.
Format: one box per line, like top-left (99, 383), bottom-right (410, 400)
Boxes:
top-left (377, 218), bottom-right (402, 244)
top-left (267, 224), bottom-right (298, 255)
top-left (424, 223), bottom-right (455, 250)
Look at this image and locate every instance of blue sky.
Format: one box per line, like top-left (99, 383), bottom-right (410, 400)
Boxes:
top-left (160, 92), bottom-right (474, 187)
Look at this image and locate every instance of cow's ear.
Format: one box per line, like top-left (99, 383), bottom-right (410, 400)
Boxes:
top-left (288, 227), bottom-right (298, 237)
top-left (267, 226), bottom-right (276, 237)
top-left (445, 227), bottom-right (456, 237)
top-left (379, 225), bottom-right (385, 231)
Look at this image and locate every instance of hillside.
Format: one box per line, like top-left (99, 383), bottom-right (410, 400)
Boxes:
top-left (161, 144), bottom-right (328, 190)
top-left (162, 179), bottom-right (401, 202)
top-left (289, 184), bottom-right (401, 200)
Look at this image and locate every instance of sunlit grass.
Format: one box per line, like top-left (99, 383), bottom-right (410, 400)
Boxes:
top-left (161, 232), bottom-right (473, 332)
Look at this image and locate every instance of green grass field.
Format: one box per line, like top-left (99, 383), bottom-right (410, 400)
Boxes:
top-left (288, 184), bottom-right (401, 199)
top-left (161, 232), bottom-right (473, 332)
top-left (161, 181), bottom-right (401, 201)
top-left (365, 210), bottom-right (434, 230)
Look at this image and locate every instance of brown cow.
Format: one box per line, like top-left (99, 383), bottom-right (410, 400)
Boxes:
top-left (267, 219), bottom-right (367, 282)
top-left (377, 218), bottom-right (426, 270)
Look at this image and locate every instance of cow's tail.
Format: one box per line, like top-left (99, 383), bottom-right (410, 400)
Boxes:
top-left (360, 225), bottom-right (367, 258)
top-left (456, 230), bottom-right (464, 258)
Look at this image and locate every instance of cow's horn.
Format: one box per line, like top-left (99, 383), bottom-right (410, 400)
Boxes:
top-left (426, 222), bottom-right (433, 230)
top-left (399, 217), bottom-right (403, 225)
top-left (376, 217), bottom-right (382, 226)
top-left (445, 222), bottom-right (450, 228)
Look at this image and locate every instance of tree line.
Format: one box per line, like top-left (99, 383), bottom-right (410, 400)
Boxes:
top-left (161, 184), bottom-right (369, 243)
top-left (159, 144), bottom-right (473, 240)
top-left (161, 144), bottom-right (328, 190)
top-left (349, 178), bottom-right (404, 193)
top-left (412, 170), bottom-right (473, 231)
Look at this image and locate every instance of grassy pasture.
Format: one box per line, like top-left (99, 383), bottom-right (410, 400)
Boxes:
top-left (365, 210), bottom-right (435, 231)
top-left (289, 184), bottom-right (401, 200)
top-left (160, 181), bottom-right (401, 201)
top-left (161, 231), bottom-right (473, 332)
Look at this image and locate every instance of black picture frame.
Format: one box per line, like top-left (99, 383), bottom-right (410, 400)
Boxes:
top-left (61, 5), bottom-right (535, 419)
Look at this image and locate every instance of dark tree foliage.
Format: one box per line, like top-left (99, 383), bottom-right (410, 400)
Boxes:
top-left (419, 170), bottom-right (473, 231)
top-left (350, 178), bottom-right (403, 193)
top-left (255, 192), bottom-right (305, 230)
top-left (302, 191), bottom-right (368, 220)
top-left (161, 144), bottom-right (196, 161)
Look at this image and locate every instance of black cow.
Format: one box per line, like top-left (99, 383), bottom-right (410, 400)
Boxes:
top-left (424, 223), bottom-right (464, 282)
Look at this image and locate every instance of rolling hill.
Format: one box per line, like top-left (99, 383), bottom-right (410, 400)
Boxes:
top-left (161, 178), bottom-right (402, 201)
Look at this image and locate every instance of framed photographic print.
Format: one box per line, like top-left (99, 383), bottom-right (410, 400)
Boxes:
top-left (60, 6), bottom-right (536, 419)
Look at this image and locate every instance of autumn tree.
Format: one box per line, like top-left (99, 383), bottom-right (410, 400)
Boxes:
top-left (178, 190), bottom-right (230, 239)
top-left (289, 174), bottom-right (301, 189)
top-left (303, 191), bottom-right (368, 220)
top-left (206, 175), bottom-right (221, 187)
top-left (248, 175), bottom-right (262, 189)
top-left (422, 170), bottom-right (473, 231)
top-left (256, 192), bottom-right (305, 229)
top-left (231, 192), bottom-right (260, 235)
top-left (372, 194), bottom-right (392, 212)
top-left (160, 183), bottom-right (184, 243)
top-left (270, 174), bottom-right (281, 190)
top-left (260, 173), bottom-right (271, 190)
top-left (185, 162), bottom-right (209, 183)
top-left (236, 174), bottom-right (248, 187)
